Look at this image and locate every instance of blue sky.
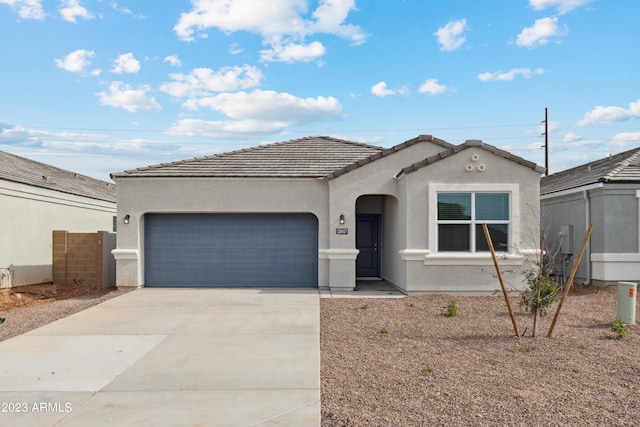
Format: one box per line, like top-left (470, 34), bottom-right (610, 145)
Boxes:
top-left (1, 0), bottom-right (639, 181)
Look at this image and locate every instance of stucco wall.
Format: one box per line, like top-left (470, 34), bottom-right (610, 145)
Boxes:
top-left (599, 187), bottom-right (639, 253)
top-left (541, 192), bottom-right (585, 251)
top-left (541, 183), bottom-right (640, 285)
top-left (401, 147), bottom-right (542, 294)
top-left (0, 179), bottom-right (116, 287)
top-left (541, 190), bottom-right (591, 282)
top-left (113, 177), bottom-right (329, 288)
top-left (327, 140), bottom-right (445, 289)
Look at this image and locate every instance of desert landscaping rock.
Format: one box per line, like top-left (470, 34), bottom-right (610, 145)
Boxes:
top-left (0, 284), bottom-right (129, 341)
top-left (321, 285), bottom-right (640, 426)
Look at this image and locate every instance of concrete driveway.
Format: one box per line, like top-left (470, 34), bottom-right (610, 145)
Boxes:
top-left (0, 288), bottom-right (320, 426)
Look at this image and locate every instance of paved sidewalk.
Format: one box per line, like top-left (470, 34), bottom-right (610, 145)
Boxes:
top-left (0, 288), bottom-right (320, 427)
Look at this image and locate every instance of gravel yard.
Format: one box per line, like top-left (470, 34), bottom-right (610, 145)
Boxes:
top-left (0, 284), bottom-right (129, 342)
top-left (1, 283), bottom-right (638, 426)
top-left (321, 284), bottom-right (640, 426)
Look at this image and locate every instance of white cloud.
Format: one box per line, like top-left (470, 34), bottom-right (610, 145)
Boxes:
top-left (370, 81), bottom-right (408, 97)
top-left (109, 1), bottom-right (145, 18)
top-left (59, 0), bottom-right (93, 23)
top-left (160, 65), bottom-right (263, 98)
top-left (563, 132), bottom-right (582, 142)
top-left (306, 0), bottom-right (366, 45)
top-left (578, 99), bottom-right (640, 126)
top-left (260, 41), bottom-right (326, 63)
top-left (97, 81), bottom-right (162, 112)
top-left (229, 43), bottom-right (243, 55)
top-left (111, 53), bottom-right (141, 74)
top-left (166, 118), bottom-right (287, 138)
top-left (184, 90), bottom-right (342, 123)
top-left (539, 120), bottom-right (560, 134)
top-left (54, 49), bottom-right (95, 73)
top-left (611, 132), bottom-right (640, 148)
top-left (174, 0), bottom-right (305, 40)
top-left (529, 0), bottom-right (593, 14)
top-left (516, 17), bottom-right (567, 49)
top-left (0, 0), bottom-right (45, 19)
top-left (166, 90), bottom-right (342, 138)
top-left (164, 55), bottom-right (182, 67)
top-left (173, 0), bottom-right (365, 62)
top-left (418, 79), bottom-right (448, 95)
top-left (434, 18), bottom-right (468, 52)
top-left (478, 67), bottom-right (544, 82)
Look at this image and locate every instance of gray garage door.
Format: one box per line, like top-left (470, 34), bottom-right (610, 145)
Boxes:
top-left (144, 213), bottom-right (318, 287)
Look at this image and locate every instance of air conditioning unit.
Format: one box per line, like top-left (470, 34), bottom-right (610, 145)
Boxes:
top-left (0, 268), bottom-right (13, 289)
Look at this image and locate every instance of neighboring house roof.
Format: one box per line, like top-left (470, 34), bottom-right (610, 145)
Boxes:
top-left (541, 146), bottom-right (640, 195)
top-left (0, 151), bottom-right (116, 203)
top-left (398, 139), bottom-right (546, 176)
top-left (111, 136), bottom-right (386, 179)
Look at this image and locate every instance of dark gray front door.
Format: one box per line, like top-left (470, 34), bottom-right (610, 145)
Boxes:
top-left (144, 213), bottom-right (318, 287)
top-left (356, 214), bottom-right (380, 277)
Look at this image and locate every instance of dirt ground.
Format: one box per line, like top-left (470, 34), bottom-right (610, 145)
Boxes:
top-left (0, 282), bottom-right (106, 312)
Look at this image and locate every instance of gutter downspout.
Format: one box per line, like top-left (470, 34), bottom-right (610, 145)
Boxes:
top-left (583, 189), bottom-right (591, 285)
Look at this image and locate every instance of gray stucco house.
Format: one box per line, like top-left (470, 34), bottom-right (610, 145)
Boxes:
top-left (0, 151), bottom-right (117, 287)
top-left (541, 147), bottom-right (640, 286)
top-left (111, 135), bottom-right (545, 295)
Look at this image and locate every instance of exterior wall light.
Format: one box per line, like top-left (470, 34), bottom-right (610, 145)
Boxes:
top-left (124, 214), bottom-right (130, 224)
top-left (339, 214), bottom-right (345, 224)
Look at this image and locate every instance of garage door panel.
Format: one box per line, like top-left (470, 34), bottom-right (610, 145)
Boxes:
top-left (144, 213), bottom-right (318, 287)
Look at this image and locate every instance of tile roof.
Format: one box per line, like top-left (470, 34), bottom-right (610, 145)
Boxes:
top-left (326, 135), bottom-right (453, 179)
top-left (111, 136), bottom-right (385, 179)
top-left (398, 139), bottom-right (546, 176)
top-left (0, 151), bottom-right (116, 203)
top-left (541, 146), bottom-right (640, 195)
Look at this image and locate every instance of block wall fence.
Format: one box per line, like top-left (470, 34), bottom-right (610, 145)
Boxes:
top-left (52, 230), bottom-right (116, 289)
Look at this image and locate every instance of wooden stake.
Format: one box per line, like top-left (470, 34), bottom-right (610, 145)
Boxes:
top-left (546, 223), bottom-right (594, 337)
top-left (482, 223), bottom-right (521, 339)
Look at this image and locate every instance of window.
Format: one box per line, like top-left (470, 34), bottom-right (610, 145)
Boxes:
top-left (437, 192), bottom-right (510, 252)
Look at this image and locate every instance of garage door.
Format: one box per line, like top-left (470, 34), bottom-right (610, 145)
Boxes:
top-left (144, 213), bottom-right (318, 287)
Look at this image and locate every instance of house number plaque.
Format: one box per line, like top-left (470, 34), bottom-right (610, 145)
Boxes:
top-left (335, 228), bottom-right (348, 235)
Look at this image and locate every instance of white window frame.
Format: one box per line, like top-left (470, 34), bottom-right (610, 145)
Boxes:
top-left (426, 183), bottom-right (522, 265)
top-left (437, 192), bottom-right (511, 253)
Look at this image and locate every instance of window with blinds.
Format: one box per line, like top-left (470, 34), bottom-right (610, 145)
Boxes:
top-left (437, 192), bottom-right (510, 252)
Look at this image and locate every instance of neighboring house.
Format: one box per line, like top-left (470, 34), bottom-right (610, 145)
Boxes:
top-left (111, 135), bottom-right (544, 295)
top-left (0, 151), bottom-right (117, 287)
top-left (541, 147), bottom-right (640, 286)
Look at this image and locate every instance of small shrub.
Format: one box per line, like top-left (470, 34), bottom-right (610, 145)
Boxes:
top-left (360, 303), bottom-right (368, 310)
top-left (520, 270), bottom-right (559, 317)
top-left (0, 317), bottom-right (5, 324)
top-left (611, 320), bottom-right (629, 340)
top-left (518, 343), bottom-right (532, 353)
top-left (380, 327), bottom-right (389, 334)
top-left (446, 299), bottom-right (458, 317)
top-left (425, 364), bottom-right (434, 373)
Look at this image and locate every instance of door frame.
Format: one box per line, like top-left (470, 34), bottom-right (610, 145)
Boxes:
top-left (355, 213), bottom-right (381, 278)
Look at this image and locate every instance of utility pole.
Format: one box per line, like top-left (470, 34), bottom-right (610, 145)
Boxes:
top-left (542, 107), bottom-right (549, 175)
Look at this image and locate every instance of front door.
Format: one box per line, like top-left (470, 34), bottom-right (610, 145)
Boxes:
top-left (356, 214), bottom-right (380, 277)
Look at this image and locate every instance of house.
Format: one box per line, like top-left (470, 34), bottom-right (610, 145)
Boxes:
top-left (0, 151), bottom-right (117, 287)
top-left (541, 147), bottom-right (640, 286)
top-left (110, 135), bottom-right (545, 295)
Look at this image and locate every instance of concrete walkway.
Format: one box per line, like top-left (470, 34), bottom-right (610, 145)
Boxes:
top-left (0, 288), bottom-right (320, 427)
